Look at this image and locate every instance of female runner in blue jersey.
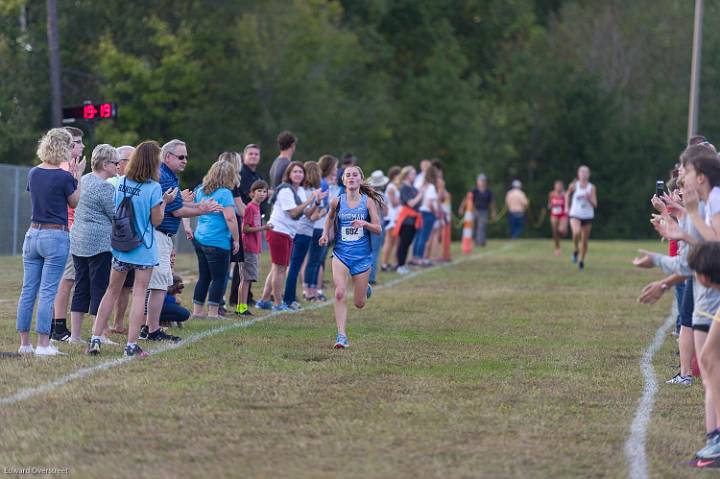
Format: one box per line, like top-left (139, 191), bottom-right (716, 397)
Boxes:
top-left (319, 165), bottom-right (384, 349)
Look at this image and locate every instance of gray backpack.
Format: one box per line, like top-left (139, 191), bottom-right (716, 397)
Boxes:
top-left (111, 178), bottom-right (150, 252)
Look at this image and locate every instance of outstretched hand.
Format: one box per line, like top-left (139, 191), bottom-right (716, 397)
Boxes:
top-left (632, 249), bottom-right (655, 269)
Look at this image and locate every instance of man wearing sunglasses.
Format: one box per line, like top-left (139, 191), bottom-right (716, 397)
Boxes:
top-left (142, 139), bottom-right (221, 343)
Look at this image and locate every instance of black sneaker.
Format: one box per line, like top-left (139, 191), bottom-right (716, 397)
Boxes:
top-left (50, 329), bottom-right (71, 342)
top-left (572, 250), bottom-right (579, 263)
top-left (579, 261), bottom-right (585, 271)
top-left (237, 310), bottom-right (253, 316)
top-left (147, 329), bottom-right (181, 343)
top-left (139, 325), bottom-right (149, 340)
top-left (86, 338), bottom-right (101, 356)
top-left (124, 344), bottom-right (149, 358)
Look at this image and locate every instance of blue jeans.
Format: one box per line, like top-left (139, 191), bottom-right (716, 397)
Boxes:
top-left (304, 229), bottom-right (327, 289)
top-left (192, 240), bottom-right (231, 306)
top-left (17, 228), bottom-right (70, 335)
top-left (509, 213), bottom-right (525, 239)
top-left (369, 225), bottom-right (385, 283)
top-left (284, 233), bottom-right (312, 304)
top-left (413, 212), bottom-right (436, 258)
top-left (675, 281), bottom-right (686, 333)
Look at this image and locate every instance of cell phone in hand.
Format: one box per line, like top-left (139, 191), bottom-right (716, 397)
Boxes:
top-left (656, 180), bottom-right (665, 199)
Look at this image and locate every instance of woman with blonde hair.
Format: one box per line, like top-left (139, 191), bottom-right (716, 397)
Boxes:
top-left (17, 128), bottom-right (83, 356)
top-left (87, 140), bottom-right (176, 357)
top-left (191, 160), bottom-right (240, 319)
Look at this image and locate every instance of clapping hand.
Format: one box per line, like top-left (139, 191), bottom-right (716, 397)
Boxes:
top-left (162, 187), bottom-right (179, 204)
top-left (198, 199), bottom-right (222, 213)
top-left (651, 213), bottom-right (684, 241)
top-left (181, 189), bottom-right (195, 203)
top-left (661, 192), bottom-right (685, 217)
top-left (650, 195), bottom-right (666, 214)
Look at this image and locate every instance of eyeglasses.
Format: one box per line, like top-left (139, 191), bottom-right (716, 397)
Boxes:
top-left (169, 152), bottom-right (188, 161)
top-left (72, 140), bottom-right (83, 145)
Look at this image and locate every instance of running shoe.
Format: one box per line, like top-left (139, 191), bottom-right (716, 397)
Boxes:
top-left (666, 373), bottom-right (693, 385)
top-left (554, 248), bottom-right (561, 257)
top-left (124, 344), bottom-right (149, 358)
top-left (237, 310), bottom-right (253, 316)
top-left (316, 292), bottom-right (327, 302)
top-left (146, 329), bottom-right (181, 343)
top-left (334, 334), bottom-right (349, 349)
top-left (86, 338), bottom-right (102, 356)
top-left (255, 299), bottom-right (273, 310)
top-left (697, 431), bottom-right (720, 459)
top-left (367, 285), bottom-right (373, 300)
top-left (288, 301), bottom-right (303, 311)
top-left (34, 344), bottom-right (66, 356)
top-left (50, 329), bottom-right (71, 342)
top-left (18, 345), bottom-right (34, 355)
top-left (272, 303), bottom-right (290, 312)
top-left (578, 261), bottom-right (585, 271)
top-left (139, 324), bottom-right (149, 340)
top-left (572, 250), bottom-right (579, 263)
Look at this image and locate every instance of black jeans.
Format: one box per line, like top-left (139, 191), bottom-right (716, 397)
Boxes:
top-left (192, 240), bottom-right (231, 306)
top-left (396, 223), bottom-right (417, 267)
top-left (71, 251), bottom-right (112, 315)
top-left (160, 301), bottom-right (191, 323)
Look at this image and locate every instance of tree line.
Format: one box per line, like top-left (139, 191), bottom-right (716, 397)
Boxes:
top-left (0, 0), bottom-right (715, 238)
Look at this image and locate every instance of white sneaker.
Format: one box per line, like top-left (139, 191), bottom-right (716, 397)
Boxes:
top-left (396, 266), bottom-right (411, 275)
top-left (99, 336), bottom-right (119, 345)
top-left (35, 344), bottom-right (67, 356)
top-left (18, 344), bottom-right (34, 354)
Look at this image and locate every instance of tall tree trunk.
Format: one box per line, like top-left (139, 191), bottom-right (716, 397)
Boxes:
top-left (47, 0), bottom-right (62, 127)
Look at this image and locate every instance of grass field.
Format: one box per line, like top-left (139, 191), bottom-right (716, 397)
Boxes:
top-left (0, 240), bottom-right (707, 478)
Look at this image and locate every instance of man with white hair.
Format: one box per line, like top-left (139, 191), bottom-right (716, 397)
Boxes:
top-left (505, 179), bottom-right (528, 239)
top-left (141, 139), bottom-right (220, 342)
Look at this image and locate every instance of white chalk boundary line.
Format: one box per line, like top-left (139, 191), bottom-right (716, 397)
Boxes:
top-left (0, 243), bottom-right (512, 407)
top-left (624, 302), bottom-right (677, 479)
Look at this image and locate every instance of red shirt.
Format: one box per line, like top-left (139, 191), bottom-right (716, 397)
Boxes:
top-left (242, 202), bottom-right (262, 254)
top-left (669, 240), bottom-right (679, 257)
top-left (549, 192), bottom-right (566, 218)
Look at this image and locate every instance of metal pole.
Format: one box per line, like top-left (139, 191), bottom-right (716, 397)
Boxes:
top-left (687, 0), bottom-right (703, 140)
top-left (47, 0), bottom-right (62, 127)
top-left (12, 168), bottom-right (20, 256)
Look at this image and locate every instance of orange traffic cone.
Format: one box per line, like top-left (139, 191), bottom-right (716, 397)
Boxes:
top-left (461, 192), bottom-right (474, 255)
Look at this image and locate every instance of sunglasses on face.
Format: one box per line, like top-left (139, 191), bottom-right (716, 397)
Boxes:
top-left (169, 152), bottom-right (188, 161)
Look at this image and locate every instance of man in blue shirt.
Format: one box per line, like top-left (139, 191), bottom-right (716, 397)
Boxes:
top-left (143, 139), bottom-right (221, 342)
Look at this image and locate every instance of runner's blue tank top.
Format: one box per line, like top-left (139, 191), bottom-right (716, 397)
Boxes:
top-left (333, 193), bottom-right (372, 275)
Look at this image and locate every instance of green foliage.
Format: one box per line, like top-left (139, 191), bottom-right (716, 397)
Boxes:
top-left (0, 0), bottom-right (710, 237)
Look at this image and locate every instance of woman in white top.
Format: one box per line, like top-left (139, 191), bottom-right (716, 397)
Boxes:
top-left (257, 161), bottom-right (320, 311)
top-left (566, 165), bottom-right (597, 270)
top-left (381, 166), bottom-right (402, 270)
top-left (411, 165), bottom-right (440, 265)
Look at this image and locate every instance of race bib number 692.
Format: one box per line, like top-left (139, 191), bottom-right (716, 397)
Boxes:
top-left (341, 226), bottom-right (363, 242)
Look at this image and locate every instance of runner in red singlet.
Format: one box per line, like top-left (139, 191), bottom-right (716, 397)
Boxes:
top-left (548, 180), bottom-right (568, 256)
